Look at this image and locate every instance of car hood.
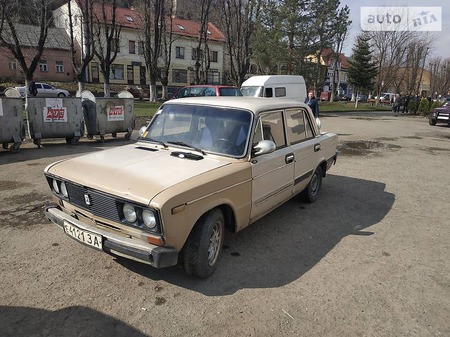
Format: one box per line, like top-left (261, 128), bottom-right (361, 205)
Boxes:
top-left (46, 143), bottom-right (232, 205)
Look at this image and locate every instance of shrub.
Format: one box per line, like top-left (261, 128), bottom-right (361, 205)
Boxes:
top-left (408, 99), bottom-right (418, 114)
top-left (429, 100), bottom-right (442, 113)
top-left (417, 98), bottom-right (430, 116)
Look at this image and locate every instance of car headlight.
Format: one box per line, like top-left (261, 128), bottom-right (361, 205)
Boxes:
top-left (60, 181), bottom-right (68, 198)
top-left (52, 179), bottom-right (60, 194)
top-left (142, 209), bottom-right (157, 229)
top-left (123, 203), bottom-right (137, 223)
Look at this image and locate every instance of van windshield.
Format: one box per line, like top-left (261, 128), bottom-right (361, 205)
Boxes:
top-left (241, 86), bottom-right (263, 97)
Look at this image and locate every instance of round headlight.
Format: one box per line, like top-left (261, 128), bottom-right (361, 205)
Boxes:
top-left (60, 181), bottom-right (68, 198)
top-left (52, 179), bottom-right (60, 194)
top-left (123, 203), bottom-right (137, 223)
top-left (142, 210), bottom-right (157, 229)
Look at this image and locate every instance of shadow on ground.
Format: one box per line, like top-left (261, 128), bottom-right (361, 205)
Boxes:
top-left (115, 174), bottom-right (395, 295)
top-left (0, 306), bottom-right (149, 337)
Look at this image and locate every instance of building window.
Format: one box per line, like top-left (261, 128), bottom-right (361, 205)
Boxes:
top-left (129, 40), bottom-right (136, 54)
top-left (55, 61), bottom-right (64, 73)
top-left (8, 61), bottom-right (17, 70)
top-left (176, 46), bottom-right (185, 59)
top-left (192, 48), bottom-right (203, 61)
top-left (210, 51), bottom-right (218, 63)
top-left (39, 61), bottom-right (48, 72)
top-left (207, 69), bottom-right (219, 84)
top-left (110, 64), bottom-right (124, 80)
top-left (172, 69), bottom-right (187, 83)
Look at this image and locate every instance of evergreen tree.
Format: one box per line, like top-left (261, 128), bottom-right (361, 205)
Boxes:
top-left (348, 34), bottom-right (377, 106)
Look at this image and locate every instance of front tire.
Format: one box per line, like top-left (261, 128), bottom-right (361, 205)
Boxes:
top-left (429, 118), bottom-right (437, 126)
top-left (183, 209), bottom-right (225, 279)
top-left (301, 166), bottom-right (323, 203)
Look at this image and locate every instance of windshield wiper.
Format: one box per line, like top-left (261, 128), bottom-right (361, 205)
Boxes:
top-left (141, 137), bottom-right (168, 148)
top-left (167, 141), bottom-right (205, 155)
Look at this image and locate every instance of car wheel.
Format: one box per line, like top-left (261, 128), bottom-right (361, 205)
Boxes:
top-left (57, 93), bottom-right (66, 97)
top-left (183, 208), bottom-right (225, 279)
top-left (301, 165), bottom-right (323, 203)
top-left (429, 118), bottom-right (437, 126)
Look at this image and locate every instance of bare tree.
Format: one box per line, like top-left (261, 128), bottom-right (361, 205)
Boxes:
top-left (328, 5), bottom-right (351, 102)
top-left (93, 0), bottom-right (121, 97)
top-left (364, 30), bottom-right (431, 102)
top-left (138, 0), bottom-right (164, 102)
top-left (194, 0), bottom-right (213, 84)
top-left (63, 0), bottom-right (96, 94)
top-left (159, 2), bottom-right (175, 100)
top-left (0, 0), bottom-right (54, 90)
top-left (222, 0), bottom-right (261, 86)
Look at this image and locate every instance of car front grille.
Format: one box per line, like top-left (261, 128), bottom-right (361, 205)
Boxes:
top-left (66, 182), bottom-right (122, 223)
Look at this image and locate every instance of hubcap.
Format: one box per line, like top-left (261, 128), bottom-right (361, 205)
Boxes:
top-left (207, 221), bottom-right (223, 266)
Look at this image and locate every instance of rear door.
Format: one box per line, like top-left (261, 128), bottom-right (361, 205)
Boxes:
top-left (285, 108), bottom-right (321, 195)
top-left (250, 110), bottom-right (294, 222)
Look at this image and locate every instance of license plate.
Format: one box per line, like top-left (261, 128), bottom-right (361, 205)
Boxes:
top-left (63, 221), bottom-right (102, 250)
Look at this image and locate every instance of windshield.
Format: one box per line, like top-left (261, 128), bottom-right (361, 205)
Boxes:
top-left (241, 86), bottom-right (263, 97)
top-left (141, 103), bottom-right (253, 157)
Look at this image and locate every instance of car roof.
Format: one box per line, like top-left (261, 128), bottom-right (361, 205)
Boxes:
top-left (162, 96), bottom-right (311, 114)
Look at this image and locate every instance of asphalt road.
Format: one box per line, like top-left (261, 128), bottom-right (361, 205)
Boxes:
top-left (0, 111), bottom-right (449, 337)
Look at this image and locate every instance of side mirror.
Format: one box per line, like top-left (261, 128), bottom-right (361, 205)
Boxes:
top-left (138, 126), bottom-right (147, 137)
top-left (252, 140), bottom-right (276, 156)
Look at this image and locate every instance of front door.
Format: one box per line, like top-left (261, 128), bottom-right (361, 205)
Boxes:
top-left (140, 66), bottom-right (146, 85)
top-left (127, 65), bottom-right (134, 84)
top-left (250, 110), bottom-right (294, 222)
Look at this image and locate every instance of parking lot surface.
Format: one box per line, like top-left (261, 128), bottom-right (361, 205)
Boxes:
top-left (1, 112), bottom-right (449, 336)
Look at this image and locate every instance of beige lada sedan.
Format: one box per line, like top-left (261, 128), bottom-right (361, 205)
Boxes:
top-left (44, 97), bottom-right (338, 278)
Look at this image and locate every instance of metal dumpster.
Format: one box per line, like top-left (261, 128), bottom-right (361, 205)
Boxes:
top-left (0, 96), bottom-right (25, 152)
top-left (26, 97), bottom-right (84, 147)
top-left (81, 91), bottom-right (135, 141)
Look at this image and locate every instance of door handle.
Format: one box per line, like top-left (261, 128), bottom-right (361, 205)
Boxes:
top-left (314, 144), bottom-right (321, 152)
top-left (285, 153), bottom-right (294, 164)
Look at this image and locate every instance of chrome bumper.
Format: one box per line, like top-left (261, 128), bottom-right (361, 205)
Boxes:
top-left (45, 204), bottom-right (178, 268)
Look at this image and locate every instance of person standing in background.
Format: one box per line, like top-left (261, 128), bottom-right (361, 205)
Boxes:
top-left (305, 91), bottom-right (320, 128)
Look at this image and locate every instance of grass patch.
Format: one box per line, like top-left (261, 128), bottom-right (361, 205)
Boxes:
top-left (319, 101), bottom-right (392, 112)
top-left (134, 101), bottom-right (162, 117)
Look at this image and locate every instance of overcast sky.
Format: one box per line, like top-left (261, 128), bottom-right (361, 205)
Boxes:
top-left (340, 0), bottom-right (450, 60)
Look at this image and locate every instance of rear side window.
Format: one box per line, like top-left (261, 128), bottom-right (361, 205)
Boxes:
top-left (219, 88), bottom-right (242, 96)
top-left (275, 87), bottom-right (286, 97)
top-left (285, 108), bottom-right (316, 144)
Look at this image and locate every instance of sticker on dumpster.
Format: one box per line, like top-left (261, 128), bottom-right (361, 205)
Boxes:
top-left (0, 99), bottom-right (3, 116)
top-left (46, 98), bottom-right (63, 108)
top-left (44, 107), bottom-right (67, 122)
top-left (107, 106), bottom-right (125, 121)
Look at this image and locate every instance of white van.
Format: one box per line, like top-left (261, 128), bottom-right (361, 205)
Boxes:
top-left (241, 75), bottom-right (307, 102)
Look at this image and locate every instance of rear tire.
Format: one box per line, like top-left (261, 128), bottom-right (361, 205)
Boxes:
top-left (301, 166), bottom-right (323, 203)
top-left (183, 209), bottom-right (225, 279)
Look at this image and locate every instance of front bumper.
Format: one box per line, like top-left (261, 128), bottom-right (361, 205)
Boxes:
top-left (45, 204), bottom-right (178, 268)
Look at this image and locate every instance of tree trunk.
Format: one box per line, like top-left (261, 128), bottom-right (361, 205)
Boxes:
top-left (149, 84), bottom-right (157, 102)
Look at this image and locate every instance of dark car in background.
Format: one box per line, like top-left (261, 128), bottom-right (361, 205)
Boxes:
top-left (429, 102), bottom-right (450, 126)
top-left (172, 85), bottom-right (242, 99)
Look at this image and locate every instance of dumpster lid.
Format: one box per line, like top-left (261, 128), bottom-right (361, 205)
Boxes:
top-left (78, 90), bottom-right (96, 102)
top-left (4, 88), bottom-right (22, 98)
top-left (117, 90), bottom-right (134, 99)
